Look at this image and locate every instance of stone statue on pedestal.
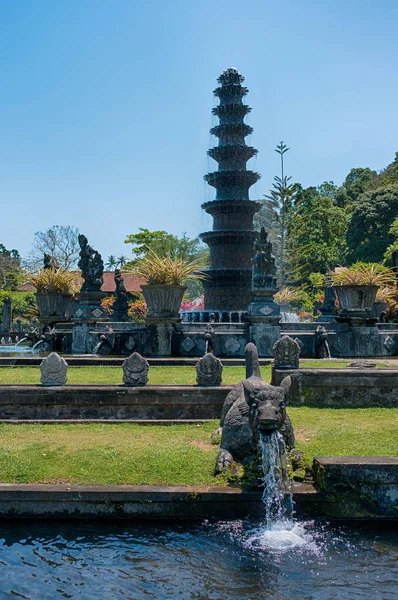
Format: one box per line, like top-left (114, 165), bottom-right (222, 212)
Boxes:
top-left (1, 297), bottom-right (12, 332)
top-left (78, 234), bottom-right (104, 293)
top-left (251, 227), bottom-right (277, 290)
top-left (112, 269), bottom-right (129, 321)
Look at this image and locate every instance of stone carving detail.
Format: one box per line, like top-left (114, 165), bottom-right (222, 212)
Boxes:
top-left (319, 286), bottom-right (338, 319)
top-left (384, 335), bottom-right (395, 353)
top-left (1, 297), bottom-right (12, 332)
top-left (72, 324), bottom-right (90, 353)
top-left (91, 308), bottom-right (104, 319)
top-left (215, 343), bottom-right (295, 473)
top-left (78, 234), bottom-right (104, 293)
top-left (181, 337), bottom-right (196, 353)
top-left (196, 353), bottom-right (223, 386)
top-left (126, 336), bottom-right (136, 351)
top-left (94, 326), bottom-right (114, 355)
top-left (112, 269), bottom-right (129, 321)
top-left (122, 352), bottom-right (149, 386)
top-left (251, 227), bottom-right (277, 290)
top-left (273, 335), bottom-right (301, 369)
top-left (41, 326), bottom-right (57, 351)
top-left (204, 323), bottom-right (215, 354)
top-left (314, 326), bottom-right (330, 359)
top-left (43, 253), bottom-right (57, 269)
top-left (40, 352), bottom-right (68, 386)
top-left (225, 337), bottom-right (241, 354)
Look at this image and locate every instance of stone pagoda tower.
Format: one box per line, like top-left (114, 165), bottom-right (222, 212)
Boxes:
top-left (200, 68), bottom-right (261, 311)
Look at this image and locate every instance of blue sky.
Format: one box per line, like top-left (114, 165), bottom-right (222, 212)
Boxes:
top-left (1, 0), bottom-right (398, 262)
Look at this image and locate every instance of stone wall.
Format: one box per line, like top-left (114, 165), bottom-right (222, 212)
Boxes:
top-left (272, 367), bottom-right (398, 407)
top-left (0, 385), bottom-right (230, 420)
top-left (312, 457), bottom-right (398, 519)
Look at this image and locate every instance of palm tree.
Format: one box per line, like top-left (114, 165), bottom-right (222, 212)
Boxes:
top-left (106, 255), bottom-right (118, 270)
top-left (263, 141), bottom-right (296, 286)
top-left (117, 255), bottom-right (128, 269)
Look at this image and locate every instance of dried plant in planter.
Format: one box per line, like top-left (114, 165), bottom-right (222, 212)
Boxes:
top-left (327, 263), bottom-right (395, 287)
top-left (29, 268), bottom-right (79, 295)
top-left (132, 250), bottom-right (208, 286)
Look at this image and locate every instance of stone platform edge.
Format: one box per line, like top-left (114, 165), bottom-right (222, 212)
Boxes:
top-left (0, 456), bottom-right (397, 520)
top-left (0, 482), bottom-right (320, 520)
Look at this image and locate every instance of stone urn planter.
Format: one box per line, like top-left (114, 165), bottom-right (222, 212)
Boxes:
top-left (372, 301), bottom-right (389, 320)
top-left (141, 285), bottom-right (186, 319)
top-left (333, 285), bottom-right (379, 312)
top-left (36, 293), bottom-right (71, 319)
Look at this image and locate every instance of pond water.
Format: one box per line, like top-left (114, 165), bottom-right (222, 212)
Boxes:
top-left (0, 519), bottom-right (397, 599)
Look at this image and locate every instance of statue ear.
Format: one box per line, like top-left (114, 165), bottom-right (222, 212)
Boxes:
top-left (242, 379), bottom-right (257, 405)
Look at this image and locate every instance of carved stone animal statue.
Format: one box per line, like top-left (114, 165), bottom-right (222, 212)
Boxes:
top-left (215, 343), bottom-right (295, 473)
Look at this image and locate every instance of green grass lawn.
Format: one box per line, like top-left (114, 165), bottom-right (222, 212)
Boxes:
top-left (0, 361), bottom-right (349, 386)
top-left (0, 407), bottom-right (396, 485)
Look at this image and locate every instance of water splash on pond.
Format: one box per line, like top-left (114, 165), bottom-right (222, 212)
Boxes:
top-left (244, 431), bottom-right (313, 552)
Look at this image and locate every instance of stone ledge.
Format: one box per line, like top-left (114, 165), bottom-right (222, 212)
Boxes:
top-left (0, 482), bottom-right (318, 519)
top-left (312, 456), bottom-right (398, 518)
top-left (0, 386), bottom-right (231, 420)
top-left (272, 368), bottom-right (398, 407)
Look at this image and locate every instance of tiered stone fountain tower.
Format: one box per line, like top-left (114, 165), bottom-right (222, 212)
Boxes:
top-left (200, 68), bottom-right (261, 312)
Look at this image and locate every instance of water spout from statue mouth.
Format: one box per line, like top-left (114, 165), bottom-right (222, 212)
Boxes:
top-left (258, 419), bottom-right (278, 432)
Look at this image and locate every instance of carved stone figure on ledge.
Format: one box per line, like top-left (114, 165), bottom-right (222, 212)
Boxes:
top-left (78, 234), bottom-right (104, 293)
top-left (251, 227), bottom-right (277, 290)
top-left (196, 352), bottom-right (223, 386)
top-left (112, 269), bottom-right (129, 321)
top-left (122, 352), bottom-right (149, 386)
top-left (273, 335), bottom-right (301, 369)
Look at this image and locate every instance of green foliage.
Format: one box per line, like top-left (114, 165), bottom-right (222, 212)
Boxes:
top-left (290, 407), bottom-right (398, 464)
top-left (0, 244), bottom-right (22, 291)
top-left (346, 185), bottom-right (398, 263)
top-left (258, 141), bottom-right (297, 286)
top-left (384, 217), bottom-right (398, 264)
top-left (335, 167), bottom-right (378, 208)
top-left (0, 291), bottom-right (36, 320)
top-left (124, 228), bottom-right (209, 299)
top-left (287, 189), bottom-right (348, 283)
top-left (128, 297), bottom-right (148, 322)
top-left (308, 272), bottom-right (325, 291)
top-left (125, 228), bottom-right (205, 264)
top-left (0, 407), bottom-right (395, 485)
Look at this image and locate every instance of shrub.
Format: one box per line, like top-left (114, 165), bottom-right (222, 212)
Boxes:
top-left (128, 297), bottom-right (148, 322)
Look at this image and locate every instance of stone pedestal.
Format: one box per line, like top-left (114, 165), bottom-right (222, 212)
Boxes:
top-left (144, 319), bottom-right (178, 357)
top-left (249, 323), bottom-right (281, 357)
top-left (248, 293), bottom-right (280, 324)
top-left (72, 324), bottom-right (92, 354)
top-left (248, 286), bottom-right (281, 357)
top-left (74, 292), bottom-right (108, 324)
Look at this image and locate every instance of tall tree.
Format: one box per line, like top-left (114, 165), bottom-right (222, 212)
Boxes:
top-left (384, 217), bottom-right (398, 265)
top-left (117, 255), bottom-right (128, 268)
top-left (124, 228), bottom-right (205, 265)
top-left (24, 225), bottom-right (80, 271)
top-left (261, 141), bottom-right (297, 285)
top-left (0, 244), bottom-right (22, 291)
top-left (106, 255), bottom-right (118, 270)
top-left (346, 185), bottom-right (398, 263)
top-left (287, 187), bottom-right (348, 283)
